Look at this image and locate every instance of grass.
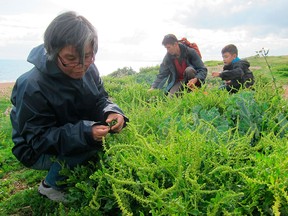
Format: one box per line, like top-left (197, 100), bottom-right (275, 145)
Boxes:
top-left (247, 55), bottom-right (288, 85)
top-left (0, 55), bottom-right (287, 215)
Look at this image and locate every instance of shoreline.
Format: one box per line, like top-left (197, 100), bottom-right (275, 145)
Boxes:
top-left (0, 82), bottom-right (15, 98)
top-left (0, 82), bottom-right (15, 91)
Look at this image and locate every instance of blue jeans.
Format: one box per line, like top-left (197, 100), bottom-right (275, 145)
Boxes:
top-left (31, 150), bottom-right (98, 190)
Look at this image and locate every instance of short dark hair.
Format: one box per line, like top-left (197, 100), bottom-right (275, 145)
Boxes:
top-left (162, 34), bottom-right (178, 46)
top-left (221, 44), bottom-right (238, 56)
top-left (44, 11), bottom-right (98, 62)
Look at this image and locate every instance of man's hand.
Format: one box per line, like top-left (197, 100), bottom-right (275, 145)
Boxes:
top-left (106, 113), bottom-right (125, 133)
top-left (187, 78), bottom-right (198, 89)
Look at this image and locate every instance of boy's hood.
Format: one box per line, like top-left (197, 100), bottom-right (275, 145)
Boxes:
top-left (238, 59), bottom-right (250, 68)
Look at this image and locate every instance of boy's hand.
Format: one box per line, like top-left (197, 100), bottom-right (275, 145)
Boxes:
top-left (225, 80), bottom-right (231, 85)
top-left (212, 71), bottom-right (221, 77)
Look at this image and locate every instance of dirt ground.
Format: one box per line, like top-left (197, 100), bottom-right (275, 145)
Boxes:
top-left (0, 82), bottom-right (14, 98)
top-left (284, 85), bottom-right (288, 99)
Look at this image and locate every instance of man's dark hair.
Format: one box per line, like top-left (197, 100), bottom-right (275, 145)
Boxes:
top-left (44, 11), bottom-right (98, 63)
top-left (221, 44), bottom-right (238, 56)
top-left (162, 34), bottom-right (178, 46)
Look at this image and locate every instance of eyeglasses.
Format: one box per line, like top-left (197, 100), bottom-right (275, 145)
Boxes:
top-left (58, 54), bottom-right (95, 68)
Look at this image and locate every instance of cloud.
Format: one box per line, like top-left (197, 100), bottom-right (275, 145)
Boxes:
top-left (177, 0), bottom-right (288, 34)
top-left (162, 0), bottom-right (288, 60)
top-left (0, 0), bottom-right (287, 64)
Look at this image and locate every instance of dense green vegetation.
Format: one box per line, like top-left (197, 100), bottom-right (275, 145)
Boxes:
top-left (0, 56), bottom-right (287, 215)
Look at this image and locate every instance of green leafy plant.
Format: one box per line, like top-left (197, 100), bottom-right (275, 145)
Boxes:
top-left (1, 56), bottom-right (288, 215)
top-left (256, 48), bottom-right (278, 94)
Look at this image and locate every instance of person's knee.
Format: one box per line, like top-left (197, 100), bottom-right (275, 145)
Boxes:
top-left (184, 67), bottom-right (196, 79)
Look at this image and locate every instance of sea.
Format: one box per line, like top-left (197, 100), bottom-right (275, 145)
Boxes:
top-left (0, 59), bottom-right (160, 83)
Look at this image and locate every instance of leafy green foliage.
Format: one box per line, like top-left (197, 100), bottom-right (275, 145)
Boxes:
top-left (0, 56), bottom-right (288, 215)
top-left (274, 65), bottom-right (288, 77)
top-left (109, 66), bottom-right (136, 78)
top-left (248, 55), bottom-right (288, 85)
top-left (203, 60), bottom-right (223, 67)
top-left (62, 81), bottom-right (287, 215)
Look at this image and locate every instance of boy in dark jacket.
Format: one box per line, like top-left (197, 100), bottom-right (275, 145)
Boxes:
top-left (212, 44), bottom-right (254, 93)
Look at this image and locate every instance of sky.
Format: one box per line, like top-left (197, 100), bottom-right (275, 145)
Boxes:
top-left (0, 0), bottom-right (287, 73)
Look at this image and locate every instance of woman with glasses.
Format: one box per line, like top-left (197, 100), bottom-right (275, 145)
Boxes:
top-left (10, 11), bottom-right (129, 202)
top-left (149, 34), bottom-right (207, 95)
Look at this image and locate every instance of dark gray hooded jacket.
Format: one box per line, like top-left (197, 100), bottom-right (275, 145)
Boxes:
top-left (220, 59), bottom-right (255, 93)
top-left (151, 43), bottom-right (207, 92)
top-left (10, 44), bottom-right (128, 167)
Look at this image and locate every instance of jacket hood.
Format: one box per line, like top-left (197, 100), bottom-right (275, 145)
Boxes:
top-left (27, 44), bottom-right (64, 78)
top-left (237, 59), bottom-right (250, 68)
top-left (27, 44), bottom-right (48, 73)
top-left (224, 59), bottom-right (250, 71)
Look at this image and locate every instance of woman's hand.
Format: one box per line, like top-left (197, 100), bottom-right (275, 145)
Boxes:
top-left (106, 113), bottom-right (125, 133)
top-left (92, 125), bottom-right (110, 141)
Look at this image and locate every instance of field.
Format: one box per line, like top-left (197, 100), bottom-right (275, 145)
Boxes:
top-left (0, 55), bottom-right (288, 215)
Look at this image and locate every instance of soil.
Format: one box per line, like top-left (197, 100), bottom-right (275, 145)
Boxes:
top-left (284, 85), bottom-right (288, 99)
top-left (0, 82), bottom-right (14, 98)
